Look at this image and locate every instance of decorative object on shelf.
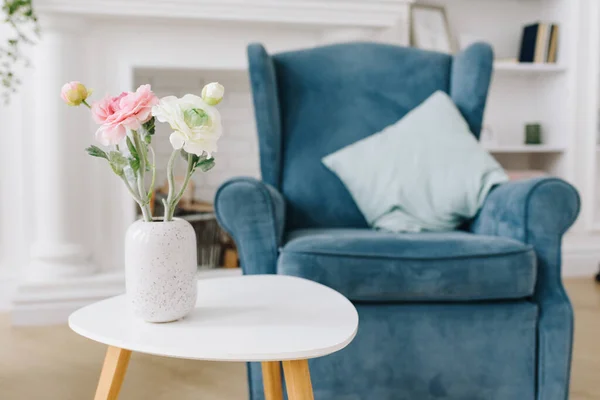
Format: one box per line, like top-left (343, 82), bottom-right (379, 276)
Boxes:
top-left (223, 248), bottom-right (239, 268)
top-left (410, 4), bottom-right (454, 54)
top-left (62, 80), bottom-right (225, 323)
top-left (518, 22), bottom-right (559, 64)
top-left (193, 213), bottom-right (221, 268)
top-left (525, 123), bottom-right (542, 144)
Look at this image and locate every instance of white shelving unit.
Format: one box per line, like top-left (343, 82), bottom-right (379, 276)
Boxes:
top-left (484, 144), bottom-right (566, 154)
top-left (413, 0), bottom-right (600, 274)
top-left (417, 0), bottom-right (576, 179)
top-left (493, 61), bottom-right (567, 74)
top-left (494, 61), bottom-right (567, 74)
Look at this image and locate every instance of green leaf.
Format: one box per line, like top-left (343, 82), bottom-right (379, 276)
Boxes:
top-left (196, 157), bottom-right (215, 172)
top-left (143, 117), bottom-right (155, 136)
top-left (180, 149), bottom-right (202, 166)
top-left (144, 134), bottom-right (152, 144)
top-left (129, 157), bottom-right (140, 174)
top-left (108, 151), bottom-right (128, 176)
top-left (126, 136), bottom-right (138, 159)
top-left (126, 135), bottom-right (142, 174)
top-left (180, 149), bottom-right (191, 162)
top-left (85, 145), bottom-right (108, 160)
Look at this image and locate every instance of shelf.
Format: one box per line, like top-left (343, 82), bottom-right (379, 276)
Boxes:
top-left (180, 213), bottom-right (216, 222)
top-left (197, 268), bottom-right (242, 279)
top-left (493, 61), bottom-right (566, 73)
top-left (483, 145), bottom-right (566, 154)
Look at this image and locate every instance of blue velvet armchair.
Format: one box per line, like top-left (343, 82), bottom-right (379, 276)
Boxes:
top-left (215, 42), bottom-right (580, 400)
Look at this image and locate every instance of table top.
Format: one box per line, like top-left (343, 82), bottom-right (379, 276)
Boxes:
top-left (68, 275), bottom-right (358, 362)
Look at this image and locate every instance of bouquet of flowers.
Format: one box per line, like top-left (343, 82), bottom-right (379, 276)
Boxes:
top-left (61, 81), bottom-right (224, 222)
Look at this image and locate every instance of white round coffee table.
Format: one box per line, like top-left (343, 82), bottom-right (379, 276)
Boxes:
top-left (69, 274), bottom-right (358, 400)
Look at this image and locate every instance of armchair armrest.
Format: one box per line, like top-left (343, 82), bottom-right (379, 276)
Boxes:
top-left (215, 177), bottom-right (286, 275)
top-left (471, 177), bottom-right (579, 244)
top-left (470, 177), bottom-right (580, 400)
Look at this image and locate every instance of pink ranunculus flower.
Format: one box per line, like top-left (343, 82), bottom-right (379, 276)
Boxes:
top-left (91, 84), bottom-right (159, 146)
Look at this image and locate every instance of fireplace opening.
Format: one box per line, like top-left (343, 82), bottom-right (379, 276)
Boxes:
top-left (133, 68), bottom-right (260, 271)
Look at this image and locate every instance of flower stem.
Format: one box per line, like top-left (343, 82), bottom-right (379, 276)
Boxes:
top-left (147, 145), bottom-right (156, 202)
top-left (164, 149), bottom-right (180, 222)
top-left (120, 175), bottom-right (143, 204)
top-left (132, 130), bottom-right (152, 222)
top-left (174, 153), bottom-right (194, 205)
top-left (119, 174), bottom-right (150, 221)
top-left (139, 201), bottom-right (152, 222)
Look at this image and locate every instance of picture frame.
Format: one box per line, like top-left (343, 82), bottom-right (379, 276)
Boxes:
top-left (410, 4), bottom-right (454, 54)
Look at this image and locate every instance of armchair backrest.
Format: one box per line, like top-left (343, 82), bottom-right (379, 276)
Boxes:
top-left (248, 42), bottom-right (493, 231)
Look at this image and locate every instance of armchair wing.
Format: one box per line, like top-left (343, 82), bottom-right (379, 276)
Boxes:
top-left (451, 42), bottom-right (494, 138)
top-left (215, 177), bottom-right (286, 275)
top-left (470, 177), bottom-right (580, 400)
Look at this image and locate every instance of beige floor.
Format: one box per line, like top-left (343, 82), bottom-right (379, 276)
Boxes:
top-left (0, 279), bottom-right (598, 400)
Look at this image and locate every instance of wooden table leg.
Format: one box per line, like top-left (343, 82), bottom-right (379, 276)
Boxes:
top-left (262, 361), bottom-right (284, 400)
top-left (282, 359), bottom-right (314, 400)
top-left (94, 346), bottom-right (132, 400)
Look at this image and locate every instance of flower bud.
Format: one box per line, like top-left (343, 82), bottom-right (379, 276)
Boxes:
top-left (61, 81), bottom-right (91, 106)
top-left (201, 82), bottom-right (224, 106)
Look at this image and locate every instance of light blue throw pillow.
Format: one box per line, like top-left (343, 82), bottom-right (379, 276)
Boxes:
top-left (322, 91), bottom-right (508, 232)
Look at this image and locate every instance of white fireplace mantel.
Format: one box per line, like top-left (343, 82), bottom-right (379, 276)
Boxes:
top-left (35, 0), bottom-right (414, 28)
top-left (8, 1), bottom-right (413, 325)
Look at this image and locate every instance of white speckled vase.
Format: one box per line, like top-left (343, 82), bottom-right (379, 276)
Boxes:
top-left (125, 218), bottom-right (197, 323)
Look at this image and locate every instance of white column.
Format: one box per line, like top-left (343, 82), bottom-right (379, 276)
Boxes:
top-left (26, 13), bottom-right (96, 281)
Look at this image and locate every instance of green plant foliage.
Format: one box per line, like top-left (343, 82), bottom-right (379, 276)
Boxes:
top-left (126, 136), bottom-right (138, 158)
top-left (179, 149), bottom-right (215, 172)
top-left (142, 117), bottom-right (155, 137)
top-left (1, 0), bottom-right (39, 103)
top-left (108, 151), bottom-right (128, 176)
top-left (196, 157), bottom-right (215, 172)
top-left (85, 145), bottom-right (108, 159)
top-left (126, 136), bottom-right (141, 173)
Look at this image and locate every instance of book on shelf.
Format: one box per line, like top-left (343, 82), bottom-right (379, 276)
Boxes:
top-left (518, 22), bottom-right (559, 63)
top-left (547, 24), bottom-right (559, 63)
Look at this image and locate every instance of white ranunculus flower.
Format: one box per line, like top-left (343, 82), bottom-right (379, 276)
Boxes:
top-left (152, 94), bottom-right (222, 157)
top-left (201, 82), bottom-right (224, 106)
